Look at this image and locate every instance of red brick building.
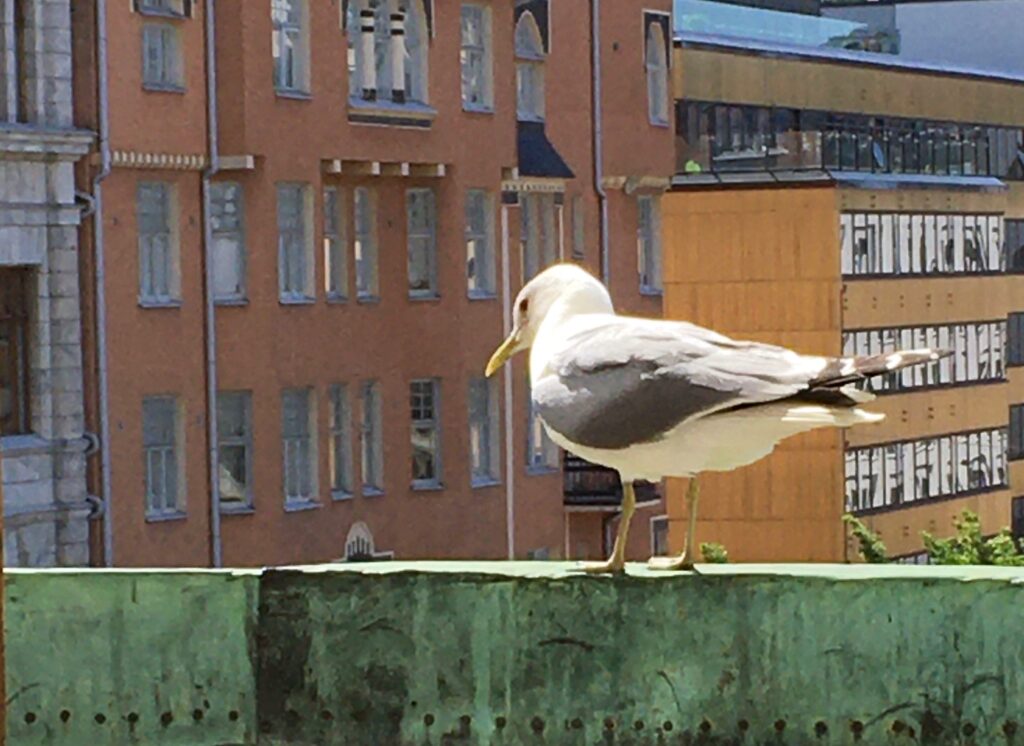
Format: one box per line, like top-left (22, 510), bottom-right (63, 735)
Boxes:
top-left (70, 0), bottom-right (673, 567)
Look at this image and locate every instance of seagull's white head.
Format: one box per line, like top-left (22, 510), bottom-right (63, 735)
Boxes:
top-left (485, 263), bottom-right (612, 377)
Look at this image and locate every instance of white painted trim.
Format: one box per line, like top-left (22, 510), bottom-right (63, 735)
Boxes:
top-left (501, 203), bottom-right (515, 560)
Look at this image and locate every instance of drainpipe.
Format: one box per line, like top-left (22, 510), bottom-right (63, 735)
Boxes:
top-left (92, 0), bottom-right (113, 567)
top-left (201, 0), bottom-right (223, 568)
top-left (591, 0), bottom-right (610, 286)
top-left (501, 204), bottom-right (515, 560)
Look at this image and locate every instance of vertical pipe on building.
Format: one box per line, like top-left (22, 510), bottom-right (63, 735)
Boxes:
top-left (501, 204), bottom-right (515, 560)
top-left (201, 0), bottom-right (222, 568)
top-left (591, 0), bottom-right (610, 286)
top-left (92, 0), bottom-right (114, 567)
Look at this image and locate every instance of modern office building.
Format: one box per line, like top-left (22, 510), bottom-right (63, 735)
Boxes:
top-left (0, 1), bottom-right (93, 566)
top-left (661, 0), bottom-right (1024, 561)
top-left (63, 0), bottom-right (674, 567)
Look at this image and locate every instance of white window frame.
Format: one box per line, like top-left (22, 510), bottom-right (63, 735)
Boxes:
top-left (460, 3), bottom-right (492, 111)
top-left (571, 195), bottom-right (585, 261)
top-left (277, 183), bottom-right (313, 302)
top-left (282, 387), bottom-right (317, 506)
top-left (520, 193), bottom-right (557, 281)
top-left (406, 187), bottom-right (438, 298)
top-left (638, 194), bottom-right (663, 294)
top-left (469, 376), bottom-right (500, 486)
top-left (650, 514), bottom-right (669, 556)
top-left (354, 187), bottom-right (379, 300)
top-left (210, 181), bottom-right (246, 302)
top-left (143, 395), bottom-right (182, 519)
top-left (142, 23), bottom-right (183, 90)
top-left (217, 390), bottom-right (253, 512)
top-left (137, 181), bottom-right (180, 305)
top-left (645, 18), bottom-right (669, 126)
top-left (324, 186), bottom-right (348, 300)
top-left (136, 0), bottom-right (190, 17)
top-left (329, 383), bottom-right (354, 498)
top-left (514, 12), bottom-right (545, 122)
top-left (347, 0), bottom-right (430, 106)
top-left (272, 0), bottom-right (309, 94)
top-left (361, 380), bottom-right (384, 494)
top-left (466, 189), bottom-right (496, 298)
top-left (410, 378), bottom-right (442, 489)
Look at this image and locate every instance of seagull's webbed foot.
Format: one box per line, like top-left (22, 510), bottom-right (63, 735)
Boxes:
top-left (647, 552), bottom-right (701, 573)
top-left (579, 558), bottom-right (627, 575)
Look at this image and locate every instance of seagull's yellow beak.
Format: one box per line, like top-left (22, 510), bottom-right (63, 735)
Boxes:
top-left (485, 331), bottom-right (521, 377)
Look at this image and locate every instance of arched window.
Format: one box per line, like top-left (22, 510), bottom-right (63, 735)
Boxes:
top-left (646, 23), bottom-right (668, 125)
top-left (514, 12), bottom-right (544, 121)
top-left (345, 521), bottom-right (376, 560)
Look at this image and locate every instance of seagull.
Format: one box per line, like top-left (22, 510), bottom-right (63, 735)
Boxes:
top-left (485, 263), bottom-right (949, 574)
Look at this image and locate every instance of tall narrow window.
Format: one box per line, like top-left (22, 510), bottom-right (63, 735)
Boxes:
top-left (11, 0), bottom-right (28, 122)
top-left (143, 396), bottom-right (181, 517)
top-left (217, 391), bottom-right (252, 511)
top-left (271, 0), bottom-right (308, 93)
top-left (514, 12), bottom-right (544, 121)
top-left (571, 195), bottom-right (586, 261)
top-left (460, 4), bottom-right (491, 110)
top-left (638, 195), bottom-right (662, 293)
top-left (521, 193), bottom-right (557, 281)
top-left (361, 380), bottom-right (383, 493)
top-left (282, 388), bottom-right (315, 504)
top-left (466, 189), bottom-right (495, 297)
top-left (401, 0), bottom-right (429, 104)
top-left (407, 188), bottom-right (437, 297)
top-left (468, 377), bottom-right (499, 485)
top-left (0, 269), bottom-right (29, 435)
top-left (527, 382), bottom-right (559, 471)
top-left (354, 187), bottom-right (378, 299)
top-left (329, 383), bottom-right (353, 497)
top-left (645, 22), bottom-right (669, 125)
top-left (277, 183), bottom-right (312, 300)
top-left (137, 181), bottom-right (178, 304)
top-left (210, 181), bottom-right (246, 302)
top-left (142, 24), bottom-right (183, 90)
top-left (324, 187), bottom-right (347, 300)
top-left (410, 379), bottom-right (441, 488)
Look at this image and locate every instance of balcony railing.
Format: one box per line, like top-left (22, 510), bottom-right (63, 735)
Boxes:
top-left (563, 454), bottom-right (661, 508)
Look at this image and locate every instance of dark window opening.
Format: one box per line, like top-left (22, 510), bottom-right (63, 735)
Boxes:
top-left (0, 269), bottom-right (30, 435)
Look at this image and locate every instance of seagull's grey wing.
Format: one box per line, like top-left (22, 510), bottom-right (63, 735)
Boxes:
top-left (532, 318), bottom-right (824, 450)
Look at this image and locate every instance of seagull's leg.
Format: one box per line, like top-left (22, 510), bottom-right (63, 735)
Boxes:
top-left (648, 477), bottom-right (701, 572)
top-left (581, 480), bottom-right (636, 574)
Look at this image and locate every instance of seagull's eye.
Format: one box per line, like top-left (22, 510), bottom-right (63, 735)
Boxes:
top-left (519, 298), bottom-right (529, 314)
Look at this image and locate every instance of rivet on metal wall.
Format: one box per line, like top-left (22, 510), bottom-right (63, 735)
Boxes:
top-left (161, 711), bottom-right (174, 727)
top-left (495, 716), bottom-right (506, 730)
top-left (193, 709), bottom-right (204, 721)
top-left (570, 718), bottom-right (583, 730)
top-left (815, 720), bottom-right (828, 736)
top-left (424, 713), bottom-right (435, 726)
top-left (59, 710), bottom-right (71, 723)
top-left (604, 717), bottom-right (616, 730)
top-left (24, 712), bottom-right (36, 724)
top-left (775, 719), bottom-right (786, 732)
top-left (635, 719), bottom-right (645, 731)
top-left (963, 723), bottom-right (976, 737)
top-left (320, 710), bottom-right (334, 721)
top-left (531, 716), bottom-right (545, 733)
top-left (699, 719), bottom-right (711, 733)
top-left (1005, 720), bottom-right (1019, 736)
top-left (228, 711), bottom-right (240, 722)
top-left (126, 713), bottom-right (139, 724)
top-left (737, 719), bottom-right (749, 732)
top-left (892, 720), bottom-right (906, 734)
top-left (663, 720), bottom-right (674, 732)
top-left (94, 713), bottom-right (106, 725)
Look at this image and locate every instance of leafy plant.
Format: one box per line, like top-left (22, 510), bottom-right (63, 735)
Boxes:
top-left (921, 510), bottom-right (1024, 567)
top-left (842, 513), bottom-right (889, 563)
top-left (700, 542), bottom-right (729, 564)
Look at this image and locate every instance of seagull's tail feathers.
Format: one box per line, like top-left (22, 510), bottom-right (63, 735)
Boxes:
top-left (810, 347), bottom-right (952, 390)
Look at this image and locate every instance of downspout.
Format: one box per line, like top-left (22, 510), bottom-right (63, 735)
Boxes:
top-left (501, 204), bottom-right (515, 560)
top-left (201, 0), bottom-right (222, 567)
top-left (591, 0), bottom-right (609, 286)
top-left (92, 0), bottom-right (113, 566)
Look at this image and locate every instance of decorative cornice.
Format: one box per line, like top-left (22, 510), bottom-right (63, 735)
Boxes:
top-left (0, 126), bottom-right (93, 161)
top-left (100, 150), bottom-right (208, 171)
top-left (500, 177), bottom-right (566, 193)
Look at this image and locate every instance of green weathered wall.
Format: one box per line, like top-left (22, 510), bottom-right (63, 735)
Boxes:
top-left (8, 563), bottom-right (1024, 745)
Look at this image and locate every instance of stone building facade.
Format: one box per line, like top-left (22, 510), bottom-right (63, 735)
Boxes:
top-left (1, 0), bottom-right (92, 566)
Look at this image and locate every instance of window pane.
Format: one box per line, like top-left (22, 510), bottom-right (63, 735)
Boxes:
top-left (355, 187), bottom-right (378, 297)
top-left (407, 189), bottom-right (437, 295)
top-left (466, 189), bottom-right (493, 296)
